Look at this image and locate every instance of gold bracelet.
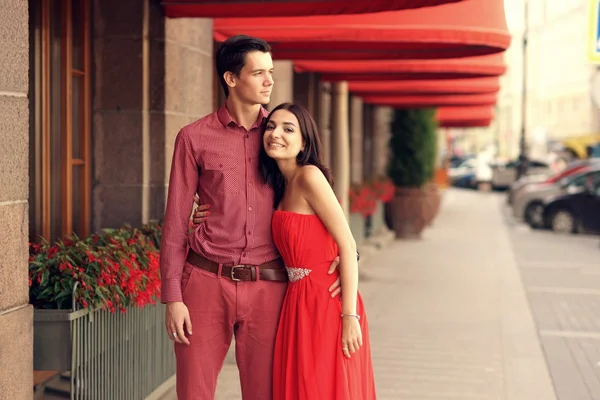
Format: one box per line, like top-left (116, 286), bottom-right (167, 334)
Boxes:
top-left (341, 313), bottom-right (360, 320)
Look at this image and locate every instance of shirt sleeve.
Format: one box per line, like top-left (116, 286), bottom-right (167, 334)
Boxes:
top-left (160, 129), bottom-right (198, 303)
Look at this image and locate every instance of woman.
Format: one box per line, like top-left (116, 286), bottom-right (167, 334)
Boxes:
top-left (261, 103), bottom-right (375, 400)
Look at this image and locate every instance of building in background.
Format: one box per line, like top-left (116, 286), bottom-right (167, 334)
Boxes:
top-left (456, 0), bottom-right (599, 162)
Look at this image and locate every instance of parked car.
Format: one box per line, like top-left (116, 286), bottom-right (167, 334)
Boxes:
top-left (562, 134), bottom-right (600, 160)
top-left (453, 172), bottom-right (477, 189)
top-left (507, 174), bottom-right (549, 205)
top-left (491, 159), bottom-right (550, 190)
top-left (513, 165), bottom-right (600, 228)
top-left (449, 157), bottom-right (477, 185)
top-left (542, 176), bottom-right (600, 234)
top-left (507, 159), bottom-right (598, 205)
top-left (449, 155), bottom-right (474, 168)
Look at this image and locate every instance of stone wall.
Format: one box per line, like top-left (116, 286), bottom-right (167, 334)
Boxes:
top-left (268, 60), bottom-right (293, 110)
top-left (0, 1), bottom-right (33, 398)
top-left (93, 0), bottom-right (213, 229)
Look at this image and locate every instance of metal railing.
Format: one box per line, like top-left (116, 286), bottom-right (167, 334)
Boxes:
top-left (70, 303), bottom-right (175, 400)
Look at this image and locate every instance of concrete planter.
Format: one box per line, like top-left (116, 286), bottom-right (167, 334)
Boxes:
top-left (391, 187), bottom-right (428, 239)
top-left (423, 182), bottom-right (442, 226)
top-left (349, 212), bottom-right (366, 246)
top-left (34, 308), bottom-right (89, 371)
top-left (370, 201), bottom-right (387, 236)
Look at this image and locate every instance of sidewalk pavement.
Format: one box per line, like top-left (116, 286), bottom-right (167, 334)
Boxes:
top-left (163, 189), bottom-right (558, 400)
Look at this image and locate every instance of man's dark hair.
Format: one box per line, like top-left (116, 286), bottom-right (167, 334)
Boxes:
top-left (215, 35), bottom-right (271, 98)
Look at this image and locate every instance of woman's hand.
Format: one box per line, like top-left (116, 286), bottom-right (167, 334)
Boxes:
top-left (341, 316), bottom-right (363, 359)
top-left (192, 194), bottom-right (210, 225)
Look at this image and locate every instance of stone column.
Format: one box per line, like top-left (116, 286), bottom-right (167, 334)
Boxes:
top-left (268, 60), bottom-right (293, 110)
top-left (93, 1), bottom-right (213, 229)
top-left (161, 16), bottom-right (214, 215)
top-left (317, 81), bottom-right (332, 168)
top-left (293, 71), bottom-right (318, 118)
top-left (331, 82), bottom-right (350, 217)
top-left (350, 96), bottom-right (364, 185)
top-left (373, 106), bottom-right (393, 177)
top-left (0, 2), bottom-right (32, 398)
top-left (363, 103), bottom-right (374, 181)
top-left (371, 106), bottom-right (393, 235)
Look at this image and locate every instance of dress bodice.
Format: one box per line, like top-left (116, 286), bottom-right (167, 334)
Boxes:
top-left (271, 210), bottom-right (338, 282)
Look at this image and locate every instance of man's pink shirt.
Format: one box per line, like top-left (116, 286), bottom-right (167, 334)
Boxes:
top-left (160, 105), bottom-right (279, 303)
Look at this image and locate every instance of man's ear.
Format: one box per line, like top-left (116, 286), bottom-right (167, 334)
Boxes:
top-left (224, 71), bottom-right (236, 89)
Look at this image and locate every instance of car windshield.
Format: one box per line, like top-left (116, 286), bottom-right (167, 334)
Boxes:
top-left (547, 165), bottom-right (588, 183)
top-left (561, 170), bottom-right (600, 189)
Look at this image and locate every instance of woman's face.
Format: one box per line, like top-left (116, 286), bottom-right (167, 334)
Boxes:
top-left (263, 109), bottom-right (305, 161)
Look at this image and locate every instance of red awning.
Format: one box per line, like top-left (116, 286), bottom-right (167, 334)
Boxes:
top-left (438, 118), bottom-right (492, 128)
top-left (164, 0), bottom-right (466, 18)
top-left (295, 54), bottom-right (506, 81)
top-left (436, 106), bottom-right (494, 121)
top-left (213, 0), bottom-right (510, 60)
top-left (436, 106), bottom-right (494, 127)
top-left (349, 77), bottom-right (501, 96)
top-left (363, 94), bottom-right (497, 107)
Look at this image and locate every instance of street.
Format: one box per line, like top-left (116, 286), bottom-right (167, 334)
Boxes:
top-left (506, 203), bottom-right (600, 400)
top-left (163, 188), bottom-right (600, 399)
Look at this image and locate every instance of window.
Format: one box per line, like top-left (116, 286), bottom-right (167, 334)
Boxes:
top-left (565, 171), bottom-right (599, 190)
top-left (30, 0), bottom-right (91, 242)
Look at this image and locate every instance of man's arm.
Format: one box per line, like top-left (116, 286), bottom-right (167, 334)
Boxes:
top-left (160, 130), bottom-right (199, 303)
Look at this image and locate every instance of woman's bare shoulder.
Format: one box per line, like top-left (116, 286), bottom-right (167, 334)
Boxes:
top-left (295, 166), bottom-right (330, 197)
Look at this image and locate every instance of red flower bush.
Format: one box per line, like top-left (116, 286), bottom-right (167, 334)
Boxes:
top-left (370, 176), bottom-right (395, 203)
top-left (349, 184), bottom-right (378, 217)
top-left (28, 222), bottom-right (162, 313)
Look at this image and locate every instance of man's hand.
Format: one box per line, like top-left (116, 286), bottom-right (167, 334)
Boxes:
top-left (165, 301), bottom-right (193, 345)
top-left (327, 256), bottom-right (342, 298)
top-left (192, 194), bottom-right (210, 226)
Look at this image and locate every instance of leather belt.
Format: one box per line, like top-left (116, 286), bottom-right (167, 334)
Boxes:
top-left (186, 251), bottom-right (288, 282)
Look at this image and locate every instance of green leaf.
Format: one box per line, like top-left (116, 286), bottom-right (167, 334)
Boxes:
top-left (40, 270), bottom-right (50, 286)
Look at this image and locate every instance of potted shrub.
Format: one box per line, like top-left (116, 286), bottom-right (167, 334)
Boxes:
top-left (386, 108), bottom-right (438, 239)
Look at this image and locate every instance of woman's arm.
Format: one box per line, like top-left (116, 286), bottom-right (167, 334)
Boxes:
top-left (298, 166), bottom-right (358, 315)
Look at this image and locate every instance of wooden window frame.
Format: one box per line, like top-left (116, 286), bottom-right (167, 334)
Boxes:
top-left (34, 0), bottom-right (91, 241)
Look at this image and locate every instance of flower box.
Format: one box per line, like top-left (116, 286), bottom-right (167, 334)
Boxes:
top-left (34, 308), bottom-right (89, 371)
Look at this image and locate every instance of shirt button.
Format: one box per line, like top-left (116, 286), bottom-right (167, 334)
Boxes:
top-left (248, 206), bottom-right (253, 211)
top-left (248, 182), bottom-right (252, 186)
top-left (248, 231), bottom-right (252, 235)
top-left (243, 252), bottom-right (247, 257)
top-left (246, 134), bottom-right (249, 139)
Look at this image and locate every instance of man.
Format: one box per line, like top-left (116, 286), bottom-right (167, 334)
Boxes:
top-left (160, 35), bottom-right (341, 400)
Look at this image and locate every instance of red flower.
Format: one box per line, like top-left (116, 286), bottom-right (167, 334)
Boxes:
top-left (29, 222), bottom-right (163, 313)
top-left (349, 184), bottom-right (378, 217)
top-left (47, 246), bottom-right (59, 260)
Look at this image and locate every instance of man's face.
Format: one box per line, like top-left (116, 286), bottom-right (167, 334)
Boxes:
top-left (229, 51), bottom-right (274, 105)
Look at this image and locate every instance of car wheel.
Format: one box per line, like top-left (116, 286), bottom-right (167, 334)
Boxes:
top-left (550, 209), bottom-right (577, 234)
top-left (524, 202), bottom-right (544, 229)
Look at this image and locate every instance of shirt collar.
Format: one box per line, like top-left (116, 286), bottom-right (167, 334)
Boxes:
top-left (217, 101), bottom-right (269, 130)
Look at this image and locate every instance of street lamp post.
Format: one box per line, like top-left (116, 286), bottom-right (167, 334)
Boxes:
top-left (517, 0), bottom-right (529, 179)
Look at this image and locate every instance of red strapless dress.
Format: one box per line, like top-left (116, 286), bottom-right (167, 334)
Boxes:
top-left (272, 210), bottom-right (376, 400)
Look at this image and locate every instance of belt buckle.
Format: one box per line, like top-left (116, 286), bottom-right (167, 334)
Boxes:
top-left (230, 265), bottom-right (245, 281)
